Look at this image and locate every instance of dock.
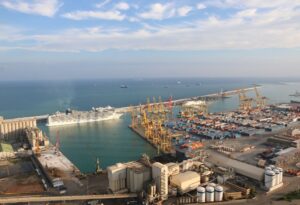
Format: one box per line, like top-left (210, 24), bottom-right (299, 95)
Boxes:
top-left (118, 86), bottom-right (257, 112)
top-left (129, 125), bottom-right (160, 151)
top-left (1, 86), bottom-right (257, 123)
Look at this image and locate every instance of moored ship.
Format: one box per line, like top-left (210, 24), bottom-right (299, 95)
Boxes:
top-left (46, 106), bottom-right (123, 127)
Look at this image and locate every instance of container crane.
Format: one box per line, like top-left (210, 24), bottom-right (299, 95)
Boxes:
top-left (238, 89), bottom-right (253, 111)
top-left (254, 86), bottom-right (267, 108)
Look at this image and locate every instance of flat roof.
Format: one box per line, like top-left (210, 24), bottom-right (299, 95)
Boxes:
top-left (206, 151), bottom-right (265, 181)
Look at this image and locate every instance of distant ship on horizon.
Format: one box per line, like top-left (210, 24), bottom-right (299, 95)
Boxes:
top-left (120, 84), bottom-right (128, 88)
top-left (290, 91), bottom-right (300, 97)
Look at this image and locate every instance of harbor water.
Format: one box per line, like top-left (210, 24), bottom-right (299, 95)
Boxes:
top-left (0, 78), bottom-right (299, 173)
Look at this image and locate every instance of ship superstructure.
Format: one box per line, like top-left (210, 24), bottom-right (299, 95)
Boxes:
top-left (46, 106), bottom-right (123, 126)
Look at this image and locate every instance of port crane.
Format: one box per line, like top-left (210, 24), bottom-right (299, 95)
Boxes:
top-left (132, 96), bottom-right (173, 154)
top-left (254, 86), bottom-right (267, 108)
top-left (238, 89), bottom-right (253, 111)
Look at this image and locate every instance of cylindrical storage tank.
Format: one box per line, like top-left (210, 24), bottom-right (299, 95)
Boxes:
top-left (206, 186), bottom-right (214, 202)
top-left (265, 166), bottom-right (272, 171)
top-left (273, 169), bottom-right (280, 185)
top-left (269, 165), bottom-right (275, 170)
top-left (265, 170), bottom-right (276, 189)
top-left (196, 186), bottom-right (205, 203)
top-left (208, 183), bottom-right (216, 187)
top-left (215, 186), bottom-right (223, 202)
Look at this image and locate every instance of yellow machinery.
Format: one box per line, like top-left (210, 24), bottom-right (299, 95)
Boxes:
top-left (254, 86), bottom-right (267, 108)
top-left (131, 96), bottom-right (173, 154)
top-left (130, 106), bottom-right (138, 128)
top-left (238, 89), bottom-right (253, 111)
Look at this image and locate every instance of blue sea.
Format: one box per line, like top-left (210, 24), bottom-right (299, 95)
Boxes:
top-left (0, 78), bottom-right (299, 173)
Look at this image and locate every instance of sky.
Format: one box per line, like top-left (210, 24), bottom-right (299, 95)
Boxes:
top-left (0, 0), bottom-right (300, 80)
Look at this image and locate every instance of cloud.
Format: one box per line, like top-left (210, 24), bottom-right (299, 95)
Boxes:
top-left (0, 0), bottom-right (62, 17)
top-left (203, 0), bottom-right (300, 9)
top-left (95, 0), bottom-right (111, 8)
top-left (139, 3), bottom-right (194, 20)
top-left (139, 3), bottom-right (176, 20)
top-left (177, 6), bottom-right (192, 17)
top-left (196, 3), bottom-right (206, 10)
top-left (1, 1), bottom-right (300, 52)
top-left (62, 10), bottom-right (125, 21)
top-left (115, 2), bottom-right (129, 10)
top-left (236, 9), bottom-right (257, 19)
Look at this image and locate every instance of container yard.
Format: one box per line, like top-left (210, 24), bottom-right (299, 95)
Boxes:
top-left (0, 86), bottom-right (299, 205)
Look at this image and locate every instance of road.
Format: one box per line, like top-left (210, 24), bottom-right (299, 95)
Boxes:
top-left (0, 193), bottom-right (137, 204)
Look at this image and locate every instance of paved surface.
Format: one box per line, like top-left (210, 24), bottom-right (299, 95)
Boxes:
top-left (0, 193), bottom-right (137, 204)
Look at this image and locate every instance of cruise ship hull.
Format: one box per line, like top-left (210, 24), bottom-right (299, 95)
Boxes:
top-left (46, 108), bottom-right (123, 127)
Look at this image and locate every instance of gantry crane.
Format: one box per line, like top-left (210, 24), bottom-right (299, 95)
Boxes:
top-left (238, 89), bottom-right (253, 111)
top-left (130, 96), bottom-right (173, 153)
top-left (130, 106), bottom-right (138, 128)
top-left (254, 86), bottom-right (267, 109)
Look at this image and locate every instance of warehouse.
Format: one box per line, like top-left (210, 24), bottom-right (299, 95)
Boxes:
top-left (170, 171), bottom-right (200, 194)
top-left (206, 151), bottom-right (265, 181)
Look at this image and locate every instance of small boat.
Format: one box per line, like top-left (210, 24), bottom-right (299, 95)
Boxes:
top-left (120, 84), bottom-right (128, 88)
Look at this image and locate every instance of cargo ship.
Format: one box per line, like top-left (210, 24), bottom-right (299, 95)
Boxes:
top-left (46, 106), bottom-right (123, 127)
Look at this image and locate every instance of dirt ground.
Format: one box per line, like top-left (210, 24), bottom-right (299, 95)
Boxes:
top-left (0, 173), bottom-right (44, 195)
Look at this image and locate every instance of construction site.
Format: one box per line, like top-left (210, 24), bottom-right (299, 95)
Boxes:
top-left (0, 86), bottom-right (299, 204)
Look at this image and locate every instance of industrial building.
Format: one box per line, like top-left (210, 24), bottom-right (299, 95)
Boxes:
top-left (0, 116), bottom-right (37, 140)
top-left (206, 151), bottom-right (265, 181)
top-left (107, 161), bottom-right (152, 194)
top-left (267, 136), bottom-right (300, 149)
top-left (170, 171), bottom-right (200, 194)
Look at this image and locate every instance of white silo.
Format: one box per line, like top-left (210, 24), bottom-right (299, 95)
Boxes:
top-left (269, 165), bottom-right (275, 170)
top-left (277, 167), bottom-right (283, 184)
top-left (273, 168), bottom-right (280, 185)
top-left (206, 186), bottom-right (215, 202)
top-left (197, 186), bottom-right (206, 203)
top-left (215, 185), bottom-right (224, 202)
top-left (208, 182), bottom-right (216, 187)
top-left (265, 166), bottom-right (272, 171)
top-left (265, 170), bottom-right (276, 190)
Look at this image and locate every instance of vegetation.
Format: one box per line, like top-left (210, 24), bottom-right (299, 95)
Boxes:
top-left (279, 189), bottom-right (300, 202)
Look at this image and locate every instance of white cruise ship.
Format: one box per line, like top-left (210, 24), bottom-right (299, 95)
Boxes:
top-left (46, 106), bottom-right (123, 127)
